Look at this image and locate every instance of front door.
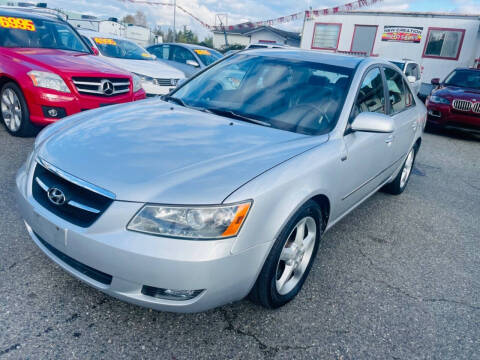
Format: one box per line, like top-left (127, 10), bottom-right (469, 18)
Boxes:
top-left (337, 67), bottom-right (395, 215)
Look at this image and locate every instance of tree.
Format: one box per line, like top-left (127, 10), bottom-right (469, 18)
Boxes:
top-left (199, 36), bottom-right (213, 48)
top-left (122, 10), bottom-right (147, 26)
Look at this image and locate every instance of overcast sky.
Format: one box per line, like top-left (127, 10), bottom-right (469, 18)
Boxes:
top-left (45, 0), bottom-right (480, 39)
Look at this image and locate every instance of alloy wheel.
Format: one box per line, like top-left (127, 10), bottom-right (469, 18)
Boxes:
top-left (275, 216), bottom-right (317, 295)
top-left (1, 88), bottom-right (22, 132)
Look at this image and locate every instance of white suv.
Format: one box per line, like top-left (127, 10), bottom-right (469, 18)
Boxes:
top-left (389, 59), bottom-right (422, 95)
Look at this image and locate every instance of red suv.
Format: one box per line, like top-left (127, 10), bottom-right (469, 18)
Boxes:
top-left (0, 8), bottom-right (146, 136)
top-left (426, 68), bottom-right (480, 134)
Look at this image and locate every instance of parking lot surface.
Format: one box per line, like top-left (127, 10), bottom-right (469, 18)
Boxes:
top-left (1, 126), bottom-right (479, 359)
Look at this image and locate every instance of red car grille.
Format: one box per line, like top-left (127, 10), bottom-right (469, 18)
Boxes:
top-left (473, 102), bottom-right (480, 114)
top-left (71, 77), bottom-right (130, 97)
top-left (452, 99), bottom-right (472, 112)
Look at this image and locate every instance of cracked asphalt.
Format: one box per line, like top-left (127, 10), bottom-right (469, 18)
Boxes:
top-left (1, 125), bottom-right (479, 359)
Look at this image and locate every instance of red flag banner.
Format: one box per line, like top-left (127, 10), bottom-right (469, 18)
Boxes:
top-left (123, 0), bottom-right (383, 31)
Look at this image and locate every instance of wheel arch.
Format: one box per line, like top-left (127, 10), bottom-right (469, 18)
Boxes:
top-left (309, 194), bottom-right (330, 231)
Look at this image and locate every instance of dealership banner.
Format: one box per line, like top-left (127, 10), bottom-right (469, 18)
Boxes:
top-left (381, 26), bottom-right (423, 43)
top-left (124, 0), bottom-right (384, 31)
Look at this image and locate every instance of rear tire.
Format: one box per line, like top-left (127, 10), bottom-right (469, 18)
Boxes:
top-left (1, 82), bottom-right (37, 137)
top-left (249, 200), bottom-right (322, 309)
top-left (383, 146), bottom-right (416, 195)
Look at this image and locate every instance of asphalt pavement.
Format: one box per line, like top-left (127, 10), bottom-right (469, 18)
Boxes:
top-left (0, 125), bottom-right (479, 359)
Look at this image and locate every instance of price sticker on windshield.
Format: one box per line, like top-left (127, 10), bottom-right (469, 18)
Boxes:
top-left (0, 16), bottom-right (36, 31)
top-left (194, 49), bottom-right (211, 55)
top-left (94, 37), bottom-right (117, 45)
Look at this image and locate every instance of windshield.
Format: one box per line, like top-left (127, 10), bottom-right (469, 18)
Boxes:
top-left (193, 48), bottom-right (222, 66)
top-left (93, 37), bottom-right (155, 60)
top-left (444, 69), bottom-right (480, 90)
top-left (173, 54), bottom-right (353, 135)
top-left (390, 61), bottom-right (405, 71)
top-left (0, 15), bottom-right (90, 52)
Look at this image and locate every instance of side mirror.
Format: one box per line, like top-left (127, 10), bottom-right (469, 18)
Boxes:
top-left (431, 78), bottom-right (440, 85)
top-left (91, 47), bottom-right (99, 56)
top-left (350, 112), bottom-right (394, 133)
top-left (407, 75), bottom-right (416, 83)
top-left (186, 59), bottom-right (200, 68)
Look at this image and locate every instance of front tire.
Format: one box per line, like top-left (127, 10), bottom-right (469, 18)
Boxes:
top-left (383, 147), bottom-right (416, 195)
top-left (249, 200), bottom-right (322, 309)
top-left (1, 82), bottom-right (37, 137)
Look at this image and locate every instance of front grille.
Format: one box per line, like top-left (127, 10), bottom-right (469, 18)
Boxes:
top-left (156, 78), bottom-right (178, 87)
top-left (35, 231), bottom-right (112, 285)
top-left (452, 99), bottom-right (473, 112)
top-left (72, 77), bottom-right (130, 97)
top-left (473, 102), bottom-right (480, 114)
top-left (32, 161), bottom-right (114, 227)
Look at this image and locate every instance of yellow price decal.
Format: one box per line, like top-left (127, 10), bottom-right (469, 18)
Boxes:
top-left (141, 52), bottom-right (153, 58)
top-left (194, 49), bottom-right (211, 55)
top-left (94, 37), bottom-right (117, 45)
top-left (0, 17), bottom-right (36, 31)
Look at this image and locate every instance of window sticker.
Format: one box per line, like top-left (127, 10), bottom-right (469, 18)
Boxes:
top-left (141, 52), bottom-right (154, 58)
top-left (94, 37), bottom-right (117, 45)
top-left (0, 17), bottom-right (36, 31)
top-left (194, 49), bottom-right (211, 55)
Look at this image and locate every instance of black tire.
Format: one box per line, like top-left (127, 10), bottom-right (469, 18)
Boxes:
top-left (249, 200), bottom-right (323, 309)
top-left (0, 82), bottom-right (37, 137)
top-left (383, 146), bottom-right (417, 195)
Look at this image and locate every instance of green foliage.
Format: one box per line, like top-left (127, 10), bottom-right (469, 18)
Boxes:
top-left (221, 43), bottom-right (246, 53)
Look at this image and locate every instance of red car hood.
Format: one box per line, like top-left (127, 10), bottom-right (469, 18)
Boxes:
top-left (434, 85), bottom-right (480, 101)
top-left (5, 48), bottom-right (130, 77)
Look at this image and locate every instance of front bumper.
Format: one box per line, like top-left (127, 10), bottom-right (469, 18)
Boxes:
top-left (16, 162), bottom-right (269, 312)
top-left (426, 101), bottom-right (480, 132)
top-left (24, 87), bottom-right (146, 126)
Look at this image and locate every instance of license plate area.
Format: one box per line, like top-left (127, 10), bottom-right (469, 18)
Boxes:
top-left (32, 211), bottom-right (66, 250)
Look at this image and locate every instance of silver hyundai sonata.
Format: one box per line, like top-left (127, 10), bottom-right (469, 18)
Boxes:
top-left (16, 50), bottom-right (426, 312)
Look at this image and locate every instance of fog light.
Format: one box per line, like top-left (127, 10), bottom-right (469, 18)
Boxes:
top-left (42, 106), bottom-right (66, 119)
top-left (141, 285), bottom-right (203, 301)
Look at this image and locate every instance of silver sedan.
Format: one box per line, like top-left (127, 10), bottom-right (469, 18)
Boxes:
top-left (16, 49), bottom-right (426, 312)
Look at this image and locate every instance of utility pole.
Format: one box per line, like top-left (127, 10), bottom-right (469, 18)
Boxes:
top-left (215, 14), bottom-right (228, 48)
top-left (173, 0), bottom-right (176, 42)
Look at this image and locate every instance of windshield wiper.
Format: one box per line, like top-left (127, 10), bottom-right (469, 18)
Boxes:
top-left (163, 95), bottom-right (188, 107)
top-left (205, 108), bottom-right (271, 127)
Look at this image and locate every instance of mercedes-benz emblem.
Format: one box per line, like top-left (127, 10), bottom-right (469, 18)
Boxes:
top-left (47, 187), bottom-right (66, 206)
top-left (101, 80), bottom-right (114, 96)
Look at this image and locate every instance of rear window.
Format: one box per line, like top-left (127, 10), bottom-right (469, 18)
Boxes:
top-left (0, 15), bottom-right (89, 53)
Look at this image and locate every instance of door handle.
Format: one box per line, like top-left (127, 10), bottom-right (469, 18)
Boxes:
top-left (385, 135), bottom-right (394, 144)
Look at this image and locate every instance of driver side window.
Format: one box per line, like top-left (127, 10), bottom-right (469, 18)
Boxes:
top-left (350, 67), bottom-right (385, 123)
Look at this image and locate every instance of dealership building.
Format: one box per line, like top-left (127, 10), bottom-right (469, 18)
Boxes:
top-left (301, 11), bottom-right (480, 85)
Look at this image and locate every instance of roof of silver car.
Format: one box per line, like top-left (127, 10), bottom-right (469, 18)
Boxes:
top-left (239, 48), bottom-right (364, 68)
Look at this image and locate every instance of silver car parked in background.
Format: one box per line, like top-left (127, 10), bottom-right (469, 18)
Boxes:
top-left (16, 50), bottom-right (426, 312)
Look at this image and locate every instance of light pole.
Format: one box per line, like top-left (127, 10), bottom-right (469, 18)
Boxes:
top-left (173, 0), bottom-right (176, 42)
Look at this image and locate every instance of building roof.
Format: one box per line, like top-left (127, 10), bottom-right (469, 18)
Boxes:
top-left (213, 25), bottom-right (300, 41)
top-left (307, 10), bottom-right (480, 20)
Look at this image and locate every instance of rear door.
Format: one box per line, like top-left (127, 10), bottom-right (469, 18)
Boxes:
top-left (338, 66), bottom-right (395, 213)
top-left (383, 66), bottom-right (417, 164)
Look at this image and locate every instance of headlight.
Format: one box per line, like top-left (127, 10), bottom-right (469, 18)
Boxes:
top-left (132, 74), bottom-right (142, 92)
top-left (429, 95), bottom-right (450, 105)
top-left (27, 71), bottom-right (70, 93)
top-left (127, 201), bottom-right (252, 239)
top-left (133, 73), bottom-right (158, 86)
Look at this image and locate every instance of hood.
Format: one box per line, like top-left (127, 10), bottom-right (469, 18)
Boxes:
top-left (434, 85), bottom-right (480, 100)
top-left (6, 48), bottom-right (131, 77)
top-left (37, 99), bottom-right (326, 204)
top-left (104, 57), bottom-right (185, 79)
